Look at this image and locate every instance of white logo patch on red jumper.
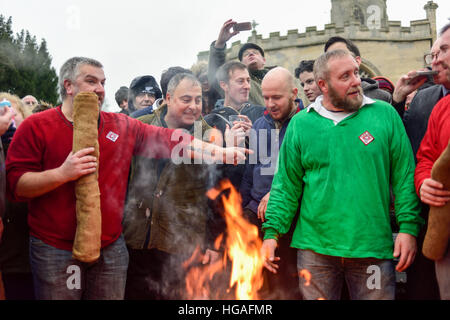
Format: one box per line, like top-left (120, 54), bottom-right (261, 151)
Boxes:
top-left (359, 131), bottom-right (374, 146)
top-left (106, 131), bottom-right (119, 142)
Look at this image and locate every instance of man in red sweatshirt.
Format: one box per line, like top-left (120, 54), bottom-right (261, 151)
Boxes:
top-left (415, 93), bottom-right (450, 300)
top-left (415, 23), bottom-right (450, 300)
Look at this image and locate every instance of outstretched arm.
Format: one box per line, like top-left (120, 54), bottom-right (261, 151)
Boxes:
top-left (184, 137), bottom-right (252, 165)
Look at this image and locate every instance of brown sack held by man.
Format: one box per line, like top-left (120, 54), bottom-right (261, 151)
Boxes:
top-left (71, 92), bottom-right (101, 263)
top-left (423, 141), bottom-right (450, 261)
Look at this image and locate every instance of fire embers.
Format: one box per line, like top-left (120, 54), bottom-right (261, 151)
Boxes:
top-left (299, 269), bottom-right (326, 300)
top-left (183, 180), bottom-right (265, 300)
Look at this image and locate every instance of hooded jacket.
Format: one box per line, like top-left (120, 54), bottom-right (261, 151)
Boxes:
top-left (0, 141), bottom-right (5, 218)
top-left (128, 76), bottom-right (162, 113)
top-left (361, 77), bottom-right (392, 104)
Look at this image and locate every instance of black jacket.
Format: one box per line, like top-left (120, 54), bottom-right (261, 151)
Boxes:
top-left (203, 103), bottom-right (265, 190)
top-left (203, 102), bottom-right (265, 137)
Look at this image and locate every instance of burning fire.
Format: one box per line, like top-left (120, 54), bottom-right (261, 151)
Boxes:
top-left (299, 269), bottom-right (326, 300)
top-left (299, 269), bottom-right (311, 287)
top-left (184, 180), bottom-right (264, 300)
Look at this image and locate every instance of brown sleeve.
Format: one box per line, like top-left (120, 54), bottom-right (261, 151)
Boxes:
top-left (422, 140), bottom-right (450, 261)
top-left (71, 92), bottom-right (102, 263)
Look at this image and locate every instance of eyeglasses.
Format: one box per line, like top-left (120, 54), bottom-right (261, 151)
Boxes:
top-left (424, 45), bottom-right (449, 65)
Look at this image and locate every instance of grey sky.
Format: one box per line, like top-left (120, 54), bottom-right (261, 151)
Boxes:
top-left (1, 0), bottom-right (449, 111)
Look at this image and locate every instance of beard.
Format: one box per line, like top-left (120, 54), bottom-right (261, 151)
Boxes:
top-left (328, 84), bottom-right (363, 112)
top-left (269, 96), bottom-right (296, 123)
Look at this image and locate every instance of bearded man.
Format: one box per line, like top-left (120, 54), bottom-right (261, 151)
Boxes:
top-left (260, 50), bottom-right (424, 300)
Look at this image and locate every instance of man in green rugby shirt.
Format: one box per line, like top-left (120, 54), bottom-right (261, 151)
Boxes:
top-left (260, 50), bottom-right (424, 300)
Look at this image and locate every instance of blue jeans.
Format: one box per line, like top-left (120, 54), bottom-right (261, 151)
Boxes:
top-left (29, 234), bottom-right (129, 300)
top-left (435, 244), bottom-right (450, 300)
top-left (297, 249), bottom-right (395, 300)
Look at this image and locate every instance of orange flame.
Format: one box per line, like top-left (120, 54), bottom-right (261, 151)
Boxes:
top-left (299, 269), bottom-right (326, 300)
top-left (184, 180), bottom-right (265, 300)
top-left (184, 246), bottom-right (226, 300)
top-left (299, 269), bottom-right (311, 286)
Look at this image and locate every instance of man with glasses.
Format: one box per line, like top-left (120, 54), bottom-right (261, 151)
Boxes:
top-left (392, 25), bottom-right (450, 158)
top-left (390, 23), bottom-right (450, 300)
top-left (208, 19), bottom-right (272, 107)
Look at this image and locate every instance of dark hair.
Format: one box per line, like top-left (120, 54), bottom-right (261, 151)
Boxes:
top-left (324, 36), bottom-right (361, 57)
top-left (216, 61), bottom-right (247, 84)
top-left (160, 67), bottom-right (192, 99)
top-left (114, 86), bottom-right (128, 106)
top-left (294, 60), bottom-right (315, 79)
top-left (32, 102), bottom-right (53, 114)
top-left (440, 22), bottom-right (450, 35)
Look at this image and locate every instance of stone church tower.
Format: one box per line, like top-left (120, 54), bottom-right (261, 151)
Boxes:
top-left (197, 0), bottom-right (439, 104)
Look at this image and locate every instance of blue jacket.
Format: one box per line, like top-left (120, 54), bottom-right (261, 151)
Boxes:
top-left (129, 98), bottom-right (164, 119)
top-left (240, 110), bottom-right (298, 213)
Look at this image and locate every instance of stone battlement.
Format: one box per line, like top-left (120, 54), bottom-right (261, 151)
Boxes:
top-left (196, 0), bottom-right (438, 106)
top-left (198, 18), bottom-right (433, 62)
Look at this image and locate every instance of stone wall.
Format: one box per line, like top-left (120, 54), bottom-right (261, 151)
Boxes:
top-left (198, 20), bottom-right (433, 82)
top-left (197, 1), bottom-right (438, 105)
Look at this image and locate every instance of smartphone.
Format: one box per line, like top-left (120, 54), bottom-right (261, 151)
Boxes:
top-left (233, 22), bottom-right (252, 32)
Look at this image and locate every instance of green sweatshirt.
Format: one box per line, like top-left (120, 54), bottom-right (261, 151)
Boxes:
top-left (262, 99), bottom-right (423, 259)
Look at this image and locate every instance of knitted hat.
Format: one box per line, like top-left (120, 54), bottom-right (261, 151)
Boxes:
top-left (373, 76), bottom-right (395, 94)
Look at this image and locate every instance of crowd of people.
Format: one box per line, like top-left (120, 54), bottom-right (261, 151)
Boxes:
top-left (0, 18), bottom-right (449, 301)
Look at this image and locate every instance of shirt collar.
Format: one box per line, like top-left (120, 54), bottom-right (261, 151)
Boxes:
top-left (443, 86), bottom-right (450, 97)
top-left (306, 95), bottom-right (376, 113)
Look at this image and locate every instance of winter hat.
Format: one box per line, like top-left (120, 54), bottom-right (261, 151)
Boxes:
top-left (373, 76), bottom-right (395, 94)
top-left (129, 75), bottom-right (162, 100)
